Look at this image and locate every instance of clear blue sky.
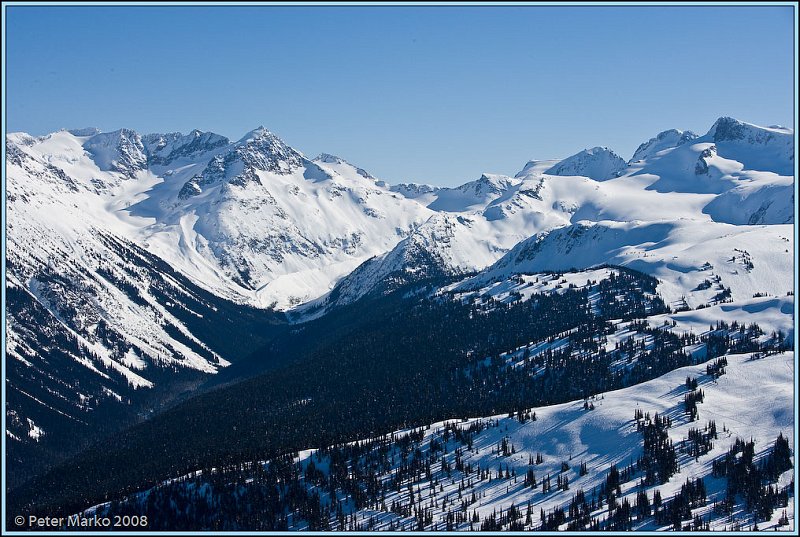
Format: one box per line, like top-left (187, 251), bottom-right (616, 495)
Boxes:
top-left (5, 4), bottom-right (795, 186)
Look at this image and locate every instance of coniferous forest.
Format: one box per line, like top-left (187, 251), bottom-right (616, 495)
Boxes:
top-left (9, 267), bottom-right (793, 531)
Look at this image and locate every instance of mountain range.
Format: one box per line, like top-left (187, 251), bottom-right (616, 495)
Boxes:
top-left (4, 116), bottom-right (795, 529)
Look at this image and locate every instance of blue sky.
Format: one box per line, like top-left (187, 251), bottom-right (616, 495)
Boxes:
top-left (5, 4), bottom-right (795, 186)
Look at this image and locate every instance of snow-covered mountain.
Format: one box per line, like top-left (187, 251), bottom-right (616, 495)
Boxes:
top-left (630, 129), bottom-right (699, 164)
top-left (6, 126), bottom-right (433, 481)
top-left (544, 146), bottom-right (628, 181)
top-left (126, 127), bottom-right (434, 309)
top-left (298, 213), bottom-right (503, 316)
top-left (302, 117), bottom-right (793, 315)
top-left (83, 313), bottom-right (795, 530)
top-left (143, 129), bottom-right (230, 166)
top-left (7, 127), bottom-right (436, 307)
top-left (457, 219), bottom-right (793, 313)
top-left (5, 116), bottom-right (794, 494)
top-left (708, 117), bottom-right (793, 176)
top-left (9, 116), bottom-right (791, 317)
top-left (5, 115), bottom-right (796, 534)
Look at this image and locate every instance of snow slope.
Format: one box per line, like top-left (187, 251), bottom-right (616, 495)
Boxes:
top-left (6, 132), bottom-right (225, 376)
top-left (330, 349), bottom-right (793, 531)
top-left (463, 220), bottom-right (793, 312)
top-left (85, 347), bottom-right (795, 531)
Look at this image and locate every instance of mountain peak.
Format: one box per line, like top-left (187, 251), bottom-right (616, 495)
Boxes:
top-left (315, 153), bottom-right (346, 164)
top-left (178, 126), bottom-right (303, 196)
top-left (83, 128), bottom-right (147, 177)
top-left (143, 130), bottom-right (230, 166)
top-left (703, 117), bottom-right (793, 175)
top-left (706, 116), bottom-right (792, 142)
top-left (238, 125), bottom-right (274, 143)
top-left (545, 146), bottom-right (627, 181)
top-left (463, 173), bottom-right (516, 193)
top-left (708, 116), bottom-right (748, 141)
top-left (67, 127), bottom-right (102, 137)
top-left (630, 128), bottom-right (698, 163)
top-left (236, 126), bottom-right (301, 159)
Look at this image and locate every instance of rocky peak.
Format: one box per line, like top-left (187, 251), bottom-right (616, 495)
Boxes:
top-left (234, 126), bottom-right (304, 174)
top-left (545, 147), bottom-right (627, 181)
top-left (143, 130), bottom-right (230, 166)
top-left (709, 117), bottom-right (750, 142)
top-left (459, 173), bottom-right (515, 195)
top-left (708, 116), bottom-right (791, 146)
top-left (83, 128), bottom-right (148, 177)
top-left (630, 129), bottom-right (698, 163)
top-left (705, 117), bottom-right (793, 175)
top-left (178, 127), bottom-right (304, 198)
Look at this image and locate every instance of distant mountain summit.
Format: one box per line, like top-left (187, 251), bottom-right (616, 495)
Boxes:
top-left (144, 129), bottom-right (229, 166)
top-left (544, 146), bottom-right (628, 180)
top-left (706, 116), bottom-right (793, 176)
top-left (630, 129), bottom-right (698, 163)
top-left (83, 128), bottom-right (148, 178)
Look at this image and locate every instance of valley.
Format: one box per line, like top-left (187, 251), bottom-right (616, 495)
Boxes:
top-left (4, 116), bottom-right (795, 531)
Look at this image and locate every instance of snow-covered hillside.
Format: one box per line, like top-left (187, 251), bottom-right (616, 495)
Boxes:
top-left (462, 219), bottom-right (793, 312)
top-left (7, 134), bottom-right (226, 374)
top-left (83, 344), bottom-right (795, 531)
top-left (7, 136), bottom-right (230, 483)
